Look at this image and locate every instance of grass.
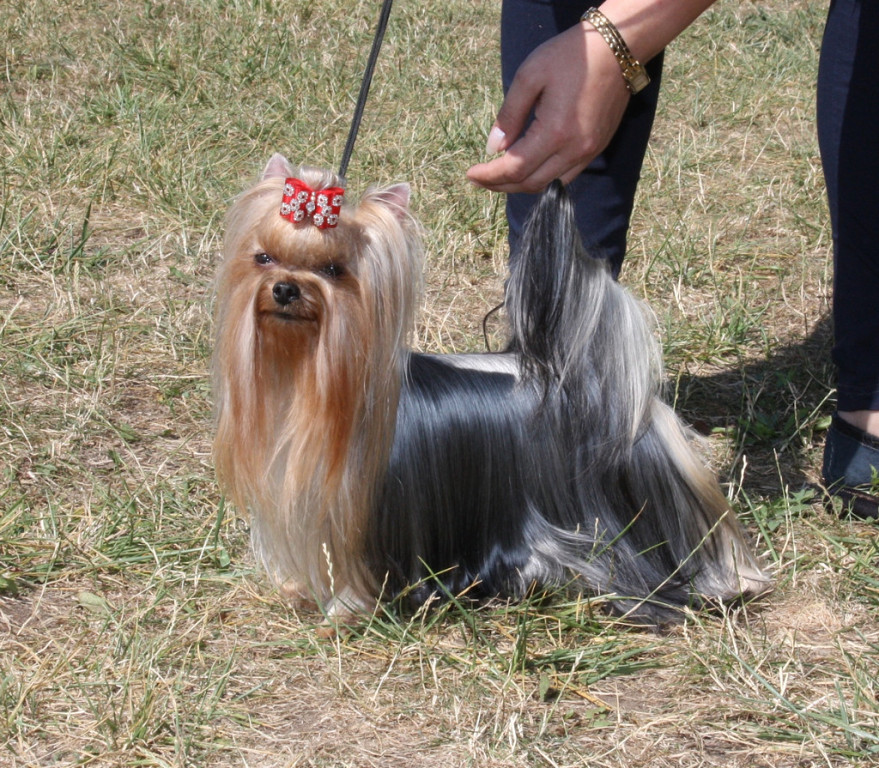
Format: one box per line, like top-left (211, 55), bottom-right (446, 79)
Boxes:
top-left (2, 0), bottom-right (878, 765)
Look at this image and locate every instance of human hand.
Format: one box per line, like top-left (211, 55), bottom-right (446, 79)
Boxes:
top-left (466, 21), bottom-right (631, 194)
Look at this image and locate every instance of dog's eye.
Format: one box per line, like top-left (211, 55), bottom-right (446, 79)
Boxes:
top-left (319, 263), bottom-right (344, 279)
top-left (254, 252), bottom-right (274, 265)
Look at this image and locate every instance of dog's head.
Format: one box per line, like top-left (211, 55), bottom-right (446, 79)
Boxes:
top-left (217, 154), bottom-right (417, 366)
top-left (213, 154), bottom-right (420, 517)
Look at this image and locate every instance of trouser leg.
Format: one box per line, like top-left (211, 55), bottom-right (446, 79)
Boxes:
top-left (501, 0), bottom-right (664, 276)
top-left (817, 0), bottom-right (879, 412)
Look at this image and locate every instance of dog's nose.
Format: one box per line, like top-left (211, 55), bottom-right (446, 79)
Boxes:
top-left (272, 282), bottom-right (301, 306)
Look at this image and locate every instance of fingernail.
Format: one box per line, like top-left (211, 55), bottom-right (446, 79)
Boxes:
top-left (486, 126), bottom-right (506, 155)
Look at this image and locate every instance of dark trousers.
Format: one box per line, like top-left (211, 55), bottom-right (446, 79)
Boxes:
top-left (817, 0), bottom-right (879, 412)
top-left (500, 0), bottom-right (664, 276)
top-left (504, 1), bottom-right (879, 411)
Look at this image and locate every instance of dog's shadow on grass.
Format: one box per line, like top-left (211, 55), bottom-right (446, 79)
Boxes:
top-left (672, 314), bottom-right (836, 498)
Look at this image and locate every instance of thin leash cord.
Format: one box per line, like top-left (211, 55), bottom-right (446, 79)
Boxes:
top-left (338, 0), bottom-right (394, 179)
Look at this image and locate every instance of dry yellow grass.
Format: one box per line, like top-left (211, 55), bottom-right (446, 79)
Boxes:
top-left (2, 0), bottom-right (877, 766)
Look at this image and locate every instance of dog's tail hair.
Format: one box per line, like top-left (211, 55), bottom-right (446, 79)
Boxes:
top-left (506, 181), bottom-right (769, 616)
top-left (506, 180), bottom-right (659, 462)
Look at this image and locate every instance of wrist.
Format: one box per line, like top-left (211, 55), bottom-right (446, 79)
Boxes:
top-left (581, 7), bottom-right (651, 95)
top-left (593, 0), bottom-right (719, 64)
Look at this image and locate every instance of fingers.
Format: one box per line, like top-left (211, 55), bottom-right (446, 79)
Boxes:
top-left (489, 56), bottom-right (546, 153)
top-left (467, 128), bottom-right (589, 194)
top-left (466, 155), bottom-right (587, 194)
top-left (468, 99), bottom-right (606, 193)
top-left (468, 22), bottom-right (631, 194)
top-left (485, 126), bottom-right (507, 155)
top-left (468, 43), bottom-right (569, 191)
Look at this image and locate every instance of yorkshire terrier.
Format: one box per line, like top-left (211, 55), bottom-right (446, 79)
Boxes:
top-left (213, 153), bottom-right (769, 623)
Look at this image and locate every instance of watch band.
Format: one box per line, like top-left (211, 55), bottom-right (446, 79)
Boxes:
top-left (581, 7), bottom-right (651, 95)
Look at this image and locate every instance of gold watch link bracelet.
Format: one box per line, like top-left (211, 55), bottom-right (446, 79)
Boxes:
top-left (581, 7), bottom-right (651, 95)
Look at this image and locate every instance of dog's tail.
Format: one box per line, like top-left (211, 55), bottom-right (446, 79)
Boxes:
top-left (506, 180), bottom-right (659, 463)
top-left (506, 181), bottom-right (770, 619)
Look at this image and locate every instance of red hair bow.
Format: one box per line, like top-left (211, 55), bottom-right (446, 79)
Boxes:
top-left (280, 178), bottom-right (344, 229)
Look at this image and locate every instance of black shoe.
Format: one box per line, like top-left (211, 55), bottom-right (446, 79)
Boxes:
top-left (820, 413), bottom-right (879, 520)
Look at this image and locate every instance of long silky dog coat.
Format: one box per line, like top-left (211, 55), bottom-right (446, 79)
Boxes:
top-left (213, 156), bottom-right (769, 622)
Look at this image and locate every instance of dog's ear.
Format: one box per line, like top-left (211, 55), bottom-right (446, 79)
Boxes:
top-left (262, 153), bottom-right (294, 180)
top-left (366, 183), bottom-right (410, 222)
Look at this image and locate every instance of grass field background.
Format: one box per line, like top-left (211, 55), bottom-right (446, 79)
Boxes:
top-left (2, 0), bottom-right (878, 765)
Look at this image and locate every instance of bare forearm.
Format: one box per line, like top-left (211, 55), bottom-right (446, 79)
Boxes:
top-left (596, 0), bottom-right (718, 65)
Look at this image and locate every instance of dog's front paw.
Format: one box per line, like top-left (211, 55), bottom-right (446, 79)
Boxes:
top-left (278, 579), bottom-right (319, 612)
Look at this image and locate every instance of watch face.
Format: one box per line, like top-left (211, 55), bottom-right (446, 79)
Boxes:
top-left (628, 69), bottom-right (651, 94)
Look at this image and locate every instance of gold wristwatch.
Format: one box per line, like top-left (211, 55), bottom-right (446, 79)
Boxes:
top-left (581, 7), bottom-right (651, 95)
